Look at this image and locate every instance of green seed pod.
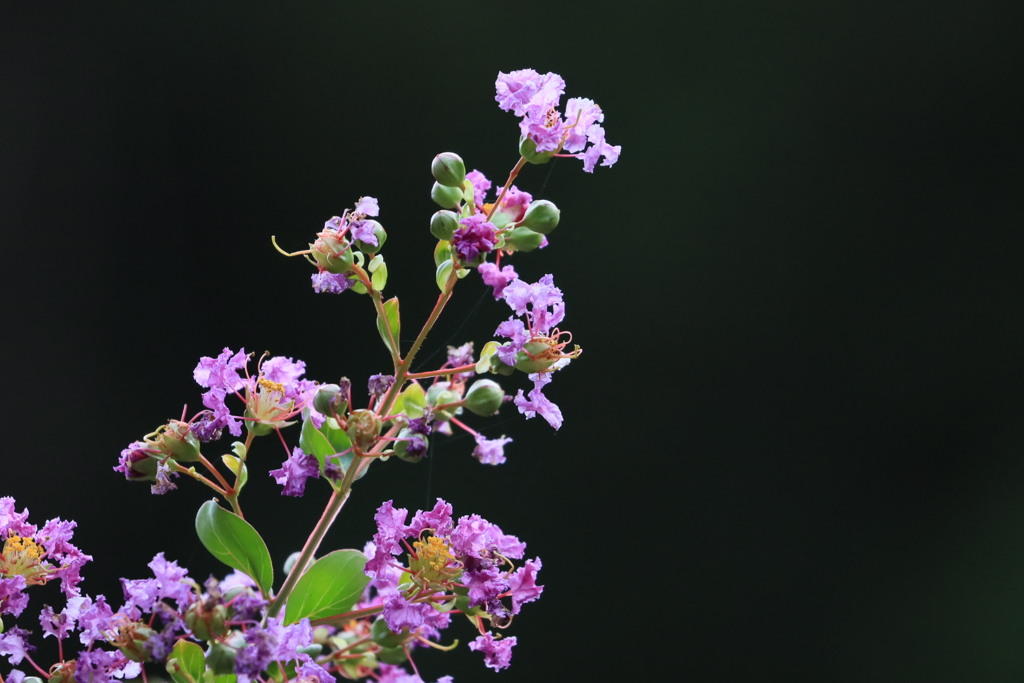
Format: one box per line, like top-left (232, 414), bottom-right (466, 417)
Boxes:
top-left (430, 210), bottom-right (460, 241)
top-left (185, 601), bottom-right (229, 641)
top-left (117, 623), bottom-right (157, 662)
top-left (519, 135), bottom-right (556, 164)
top-left (464, 379), bottom-right (505, 416)
top-left (431, 152), bottom-right (466, 188)
top-left (426, 382), bottom-right (462, 421)
top-left (311, 231), bottom-right (355, 274)
top-left (430, 181), bottom-right (462, 209)
top-left (205, 637), bottom-right (242, 675)
top-left (519, 199), bottom-right (560, 234)
top-left (347, 409), bottom-right (382, 450)
top-left (504, 226), bottom-right (545, 252)
top-left (155, 420), bottom-right (201, 462)
top-left (515, 340), bottom-right (559, 373)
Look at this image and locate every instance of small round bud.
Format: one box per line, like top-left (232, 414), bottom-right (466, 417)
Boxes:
top-left (431, 152), bottom-right (466, 188)
top-left (426, 382), bottom-right (462, 421)
top-left (392, 427), bottom-right (427, 463)
top-left (372, 618), bottom-right (410, 648)
top-left (503, 227), bottom-right (544, 252)
top-left (464, 379), bottom-right (505, 416)
top-left (519, 199), bottom-right (560, 234)
top-left (355, 220), bottom-right (387, 254)
top-left (431, 181), bottom-right (462, 209)
top-left (185, 602), bottom-right (229, 641)
top-left (206, 635), bottom-right (244, 675)
top-left (117, 623), bottom-right (157, 662)
top-left (430, 210), bottom-right (460, 241)
top-left (347, 409), bottom-right (382, 450)
top-left (519, 135), bottom-right (556, 164)
top-left (313, 384), bottom-right (347, 416)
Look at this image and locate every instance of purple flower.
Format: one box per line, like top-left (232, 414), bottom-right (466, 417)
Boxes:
top-left (465, 169), bottom-right (492, 208)
top-left (349, 219), bottom-right (379, 246)
top-left (354, 196), bottom-right (379, 217)
top-left (311, 271), bottom-right (354, 294)
top-left (469, 631), bottom-right (517, 671)
top-left (472, 434), bottom-right (512, 465)
top-left (495, 69), bottom-right (565, 118)
top-left (0, 627), bottom-right (33, 666)
top-left (194, 347), bottom-right (249, 436)
top-left (0, 576), bottom-right (28, 617)
top-left (269, 447), bottom-right (320, 497)
top-left (513, 372), bottom-right (563, 430)
top-left (451, 215), bottom-right (497, 264)
top-left (577, 123), bottom-right (621, 173)
top-left (508, 557), bottom-right (543, 614)
top-left (368, 373), bottom-right (395, 398)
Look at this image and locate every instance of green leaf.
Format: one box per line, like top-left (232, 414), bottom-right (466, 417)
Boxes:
top-left (167, 639), bottom-right (205, 683)
top-left (433, 240), bottom-right (451, 267)
top-left (435, 259), bottom-right (453, 291)
top-left (401, 383), bottom-right (426, 418)
top-left (195, 500), bottom-right (273, 595)
top-left (283, 549), bottom-right (370, 625)
top-left (371, 260), bottom-right (388, 292)
top-left (299, 416), bottom-right (354, 484)
top-left (376, 297), bottom-right (401, 356)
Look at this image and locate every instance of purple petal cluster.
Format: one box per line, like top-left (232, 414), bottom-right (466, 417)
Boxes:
top-left (364, 499), bottom-right (541, 671)
top-left (269, 447), bottom-right (320, 496)
top-left (495, 68), bottom-right (621, 172)
top-left (451, 214), bottom-right (497, 264)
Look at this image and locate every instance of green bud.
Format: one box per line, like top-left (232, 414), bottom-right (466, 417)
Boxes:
top-left (155, 420), bottom-right (201, 462)
top-left (464, 379), bottom-right (505, 416)
top-left (392, 427), bottom-right (427, 463)
top-left (48, 666), bottom-right (75, 683)
top-left (430, 181), bottom-right (462, 209)
top-left (430, 210), bottom-right (460, 241)
top-left (355, 219), bottom-right (387, 254)
top-left (519, 199), bottom-right (560, 234)
top-left (184, 602), bottom-right (228, 641)
top-left (346, 409), bottom-right (382, 450)
top-left (426, 382), bottom-right (461, 421)
top-left (21, 678), bottom-right (44, 683)
top-left (431, 152), bottom-right (466, 187)
top-left (313, 383), bottom-right (348, 416)
top-left (311, 231), bottom-right (355, 274)
top-left (519, 135), bottom-right (556, 164)
top-left (504, 226), bottom-right (544, 252)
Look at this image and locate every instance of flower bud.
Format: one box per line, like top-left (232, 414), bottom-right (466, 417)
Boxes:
top-left (185, 601), bottom-right (229, 641)
top-left (503, 226), bottom-right (544, 252)
top-left (519, 199), bottom-right (560, 234)
top-left (346, 409), bottom-right (382, 450)
top-left (206, 634), bottom-right (244, 675)
top-left (464, 379), bottom-right (505, 416)
top-left (431, 152), bottom-right (466, 188)
top-left (48, 666), bottom-right (74, 683)
top-left (116, 622), bottom-right (157, 662)
top-left (155, 420), bottom-right (201, 462)
top-left (354, 220), bottom-right (387, 254)
top-left (392, 427), bottom-right (428, 463)
top-left (313, 383), bottom-right (347, 416)
top-left (311, 231), bottom-right (355, 274)
top-left (426, 382), bottom-right (461, 421)
top-left (519, 135), bottom-right (555, 164)
top-left (430, 181), bottom-right (462, 209)
top-left (430, 210), bottom-right (459, 241)
top-left (372, 618), bottom-right (410, 648)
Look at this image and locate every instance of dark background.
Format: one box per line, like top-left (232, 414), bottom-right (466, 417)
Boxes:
top-left (2, 2), bottom-right (1023, 681)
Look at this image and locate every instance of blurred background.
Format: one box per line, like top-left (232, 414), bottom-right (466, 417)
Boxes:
top-left (2, 2), bottom-right (1023, 680)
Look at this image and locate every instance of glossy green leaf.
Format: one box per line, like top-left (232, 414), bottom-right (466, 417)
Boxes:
top-left (195, 500), bottom-right (273, 595)
top-left (167, 639), bottom-right (205, 683)
top-left (435, 259), bottom-right (453, 291)
top-left (401, 383), bottom-right (426, 418)
top-left (283, 549), bottom-right (370, 625)
top-left (376, 297), bottom-right (401, 356)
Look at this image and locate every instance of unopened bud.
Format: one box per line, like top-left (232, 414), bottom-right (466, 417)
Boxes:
top-left (503, 227), bottom-right (544, 252)
top-left (431, 152), bottom-right (466, 188)
top-left (431, 182), bottom-right (462, 209)
top-left (313, 384), bottom-right (347, 416)
top-left (185, 602), bottom-right (229, 641)
top-left (430, 210), bottom-right (460, 241)
top-left (519, 199), bottom-right (560, 234)
top-left (426, 382), bottom-right (461, 421)
top-left (346, 409), bottom-right (382, 450)
top-left (464, 379), bottom-right (505, 416)
top-left (117, 623), bottom-right (157, 662)
top-left (205, 635), bottom-right (244, 675)
top-left (515, 340), bottom-right (559, 373)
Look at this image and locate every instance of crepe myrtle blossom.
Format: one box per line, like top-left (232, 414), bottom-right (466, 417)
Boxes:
top-left (0, 497), bottom-right (90, 617)
top-left (495, 68), bottom-right (620, 172)
top-left (493, 274), bottom-right (579, 429)
top-left (364, 499), bottom-right (542, 671)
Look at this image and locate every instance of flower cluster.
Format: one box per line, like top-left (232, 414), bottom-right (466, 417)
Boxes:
top-left (496, 68), bottom-right (621, 172)
top-left (364, 499), bottom-right (542, 671)
top-left (9, 67), bottom-right (620, 683)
